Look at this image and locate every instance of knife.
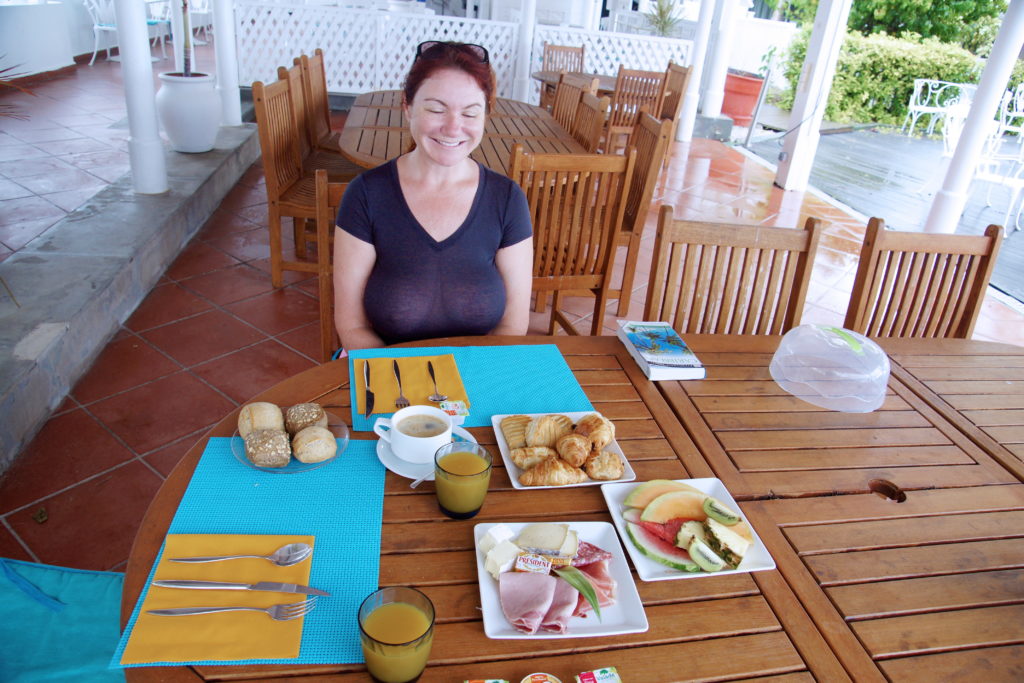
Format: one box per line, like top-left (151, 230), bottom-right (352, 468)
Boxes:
top-left (152, 580), bottom-right (330, 596)
top-left (363, 359), bottom-right (374, 418)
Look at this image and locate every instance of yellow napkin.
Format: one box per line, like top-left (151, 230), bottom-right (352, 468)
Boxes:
top-left (355, 354), bottom-right (469, 416)
top-left (120, 534), bottom-right (316, 664)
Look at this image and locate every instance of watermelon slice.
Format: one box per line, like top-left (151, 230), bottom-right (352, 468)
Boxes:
top-left (625, 521), bottom-right (700, 572)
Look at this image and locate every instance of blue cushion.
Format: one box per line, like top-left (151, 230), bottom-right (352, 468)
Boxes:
top-left (0, 558), bottom-right (125, 682)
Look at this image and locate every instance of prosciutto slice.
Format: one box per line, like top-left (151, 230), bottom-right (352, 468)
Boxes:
top-left (572, 560), bottom-right (617, 617)
top-left (572, 541), bottom-right (613, 567)
top-left (499, 572), bottom-right (557, 634)
top-left (540, 578), bottom-right (580, 633)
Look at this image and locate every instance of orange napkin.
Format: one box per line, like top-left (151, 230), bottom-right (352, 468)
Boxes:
top-left (355, 354), bottom-right (469, 416)
top-left (120, 534), bottom-right (316, 664)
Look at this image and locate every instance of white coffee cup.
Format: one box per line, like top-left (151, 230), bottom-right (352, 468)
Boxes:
top-left (373, 405), bottom-right (453, 464)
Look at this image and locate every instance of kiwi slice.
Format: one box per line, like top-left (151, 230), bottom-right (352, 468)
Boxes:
top-left (703, 497), bottom-right (741, 525)
top-left (688, 538), bottom-right (727, 572)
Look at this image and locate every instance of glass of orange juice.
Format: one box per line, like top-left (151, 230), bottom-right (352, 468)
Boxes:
top-left (434, 441), bottom-right (492, 519)
top-left (358, 586), bottom-right (434, 683)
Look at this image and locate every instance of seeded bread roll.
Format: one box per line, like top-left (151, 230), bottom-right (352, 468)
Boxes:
top-left (244, 429), bottom-right (291, 468)
top-left (238, 402), bottom-right (284, 439)
top-left (285, 403), bottom-right (328, 435)
top-left (292, 425), bottom-right (337, 464)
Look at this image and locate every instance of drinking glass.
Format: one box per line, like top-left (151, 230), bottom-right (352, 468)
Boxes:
top-left (433, 441), bottom-right (492, 519)
top-left (358, 586), bottom-right (434, 683)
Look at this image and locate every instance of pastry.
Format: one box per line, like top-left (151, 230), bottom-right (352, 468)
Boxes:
top-left (584, 449), bottom-right (624, 480)
top-left (525, 414), bottom-right (573, 448)
top-left (555, 433), bottom-right (591, 468)
top-left (518, 456), bottom-right (589, 486)
top-left (285, 403), bottom-right (328, 435)
top-left (500, 415), bottom-right (531, 449)
top-left (238, 402), bottom-right (284, 439)
top-left (511, 446), bottom-right (556, 470)
top-left (244, 429), bottom-right (291, 468)
top-left (574, 413), bottom-right (615, 452)
top-left (292, 425), bottom-right (337, 463)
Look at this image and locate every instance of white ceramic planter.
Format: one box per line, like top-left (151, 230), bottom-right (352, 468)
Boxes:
top-left (155, 72), bottom-right (221, 153)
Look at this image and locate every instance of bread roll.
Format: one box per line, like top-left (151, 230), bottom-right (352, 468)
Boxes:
top-left (511, 446), bottom-right (556, 470)
top-left (238, 402), bottom-right (284, 439)
top-left (244, 429), bottom-right (291, 467)
top-left (584, 449), bottom-right (624, 480)
top-left (555, 433), bottom-right (591, 468)
top-left (525, 414), bottom-right (573, 448)
top-left (292, 425), bottom-right (337, 463)
top-left (286, 403), bottom-right (328, 435)
top-left (518, 456), bottom-right (589, 486)
top-left (574, 413), bottom-right (615, 452)
top-left (500, 415), bottom-right (531, 449)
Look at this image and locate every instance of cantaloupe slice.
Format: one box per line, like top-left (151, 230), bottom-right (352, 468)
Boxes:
top-left (639, 491), bottom-right (707, 523)
top-left (623, 479), bottom-right (704, 509)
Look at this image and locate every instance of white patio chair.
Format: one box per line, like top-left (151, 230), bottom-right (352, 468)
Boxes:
top-left (190, 0), bottom-right (214, 45)
top-left (998, 83), bottom-right (1024, 141)
top-left (83, 0), bottom-right (169, 66)
top-left (901, 79), bottom-right (977, 137)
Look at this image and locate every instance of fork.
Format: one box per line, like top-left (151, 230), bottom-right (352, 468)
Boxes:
top-left (147, 597), bottom-right (317, 620)
top-left (393, 360), bottom-right (410, 409)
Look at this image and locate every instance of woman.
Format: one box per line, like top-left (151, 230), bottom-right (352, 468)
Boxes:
top-left (333, 41), bottom-right (533, 351)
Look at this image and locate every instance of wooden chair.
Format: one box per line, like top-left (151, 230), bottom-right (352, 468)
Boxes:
top-left (313, 169), bottom-right (347, 362)
top-left (645, 205), bottom-right (823, 334)
top-left (605, 66), bottom-right (667, 152)
top-left (252, 78), bottom-right (320, 288)
top-left (298, 49), bottom-right (343, 152)
top-left (611, 112), bottom-right (671, 316)
top-left (570, 93), bottom-right (610, 153)
top-left (844, 218), bottom-right (1001, 338)
top-left (509, 143), bottom-right (636, 335)
top-left (550, 73), bottom-right (598, 131)
top-left (540, 43), bottom-right (585, 109)
top-left (660, 61), bottom-right (692, 152)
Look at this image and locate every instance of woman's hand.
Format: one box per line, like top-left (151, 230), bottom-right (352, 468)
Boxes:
top-left (491, 237), bottom-right (533, 336)
top-left (333, 227), bottom-right (385, 351)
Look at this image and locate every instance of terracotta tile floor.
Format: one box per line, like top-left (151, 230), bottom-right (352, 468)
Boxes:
top-left (1, 52), bottom-right (1022, 571)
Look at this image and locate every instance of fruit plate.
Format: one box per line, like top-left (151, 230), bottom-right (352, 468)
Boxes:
top-left (473, 521), bottom-right (648, 639)
top-left (230, 411), bottom-right (349, 474)
top-left (600, 478), bottom-right (776, 582)
top-left (491, 412), bottom-right (636, 489)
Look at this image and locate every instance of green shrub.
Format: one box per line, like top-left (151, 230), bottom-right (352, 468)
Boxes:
top-left (777, 30), bottom-right (1023, 126)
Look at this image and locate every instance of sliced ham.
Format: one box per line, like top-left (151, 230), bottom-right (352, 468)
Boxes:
top-left (572, 541), bottom-right (613, 567)
top-left (499, 572), bottom-right (557, 634)
top-left (572, 560), bottom-right (617, 618)
top-left (540, 578), bottom-right (579, 633)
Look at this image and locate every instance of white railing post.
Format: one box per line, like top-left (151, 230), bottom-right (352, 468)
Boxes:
top-left (112, 0), bottom-right (167, 194)
top-left (677, 0), bottom-right (715, 141)
top-left (214, 0), bottom-right (241, 125)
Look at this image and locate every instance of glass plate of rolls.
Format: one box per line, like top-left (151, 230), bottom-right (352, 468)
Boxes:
top-left (492, 412), bottom-right (636, 490)
top-left (231, 401), bottom-right (350, 474)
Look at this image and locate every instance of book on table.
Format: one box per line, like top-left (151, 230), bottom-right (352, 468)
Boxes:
top-left (616, 321), bottom-right (705, 381)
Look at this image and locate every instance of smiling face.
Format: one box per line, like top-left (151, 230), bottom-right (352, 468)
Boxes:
top-left (404, 68), bottom-right (486, 168)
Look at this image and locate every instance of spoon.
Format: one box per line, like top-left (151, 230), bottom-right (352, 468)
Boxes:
top-left (168, 542), bottom-right (313, 567)
top-left (427, 360), bottom-right (447, 402)
top-left (410, 470), bottom-right (435, 489)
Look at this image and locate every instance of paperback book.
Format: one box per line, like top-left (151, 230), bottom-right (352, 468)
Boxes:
top-left (616, 321), bottom-right (705, 381)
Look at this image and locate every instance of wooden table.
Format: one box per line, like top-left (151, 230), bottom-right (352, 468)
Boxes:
top-left (532, 70), bottom-right (617, 98)
top-left (338, 90), bottom-right (586, 175)
top-left (121, 335), bottom-right (1024, 681)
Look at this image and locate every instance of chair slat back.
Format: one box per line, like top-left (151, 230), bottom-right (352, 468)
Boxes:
top-left (278, 63), bottom-right (312, 158)
top-left (645, 206), bottom-right (823, 335)
top-left (608, 66), bottom-right (667, 131)
top-left (623, 112), bottom-right (670, 235)
top-left (660, 61), bottom-right (691, 121)
top-left (542, 43), bottom-right (585, 73)
top-left (299, 49), bottom-right (333, 147)
top-left (571, 93), bottom-right (610, 153)
top-left (314, 169), bottom-right (348, 361)
top-left (551, 74), bottom-right (598, 131)
top-left (844, 218), bottom-right (1002, 338)
top-left (252, 79), bottom-right (304, 200)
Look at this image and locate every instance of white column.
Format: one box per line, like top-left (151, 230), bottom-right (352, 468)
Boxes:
top-left (584, 0), bottom-right (601, 32)
top-left (513, 0), bottom-right (537, 102)
top-left (702, 0), bottom-right (739, 117)
top-left (677, 0), bottom-right (716, 141)
top-left (775, 0), bottom-right (852, 191)
top-left (112, 0), bottom-right (167, 194)
top-left (213, 0), bottom-right (241, 125)
top-left (924, 0), bottom-right (1024, 234)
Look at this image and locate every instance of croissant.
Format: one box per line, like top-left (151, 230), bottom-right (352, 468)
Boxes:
top-left (511, 446), bottom-right (556, 470)
top-left (518, 456), bottom-right (589, 487)
top-left (555, 433), bottom-right (591, 468)
top-left (525, 414), bottom-right (573, 448)
top-left (574, 413), bottom-right (615, 452)
top-left (584, 449), bottom-right (624, 480)
top-left (500, 414), bottom-right (531, 450)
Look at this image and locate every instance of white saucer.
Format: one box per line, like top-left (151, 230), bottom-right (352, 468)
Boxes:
top-left (375, 426), bottom-right (477, 480)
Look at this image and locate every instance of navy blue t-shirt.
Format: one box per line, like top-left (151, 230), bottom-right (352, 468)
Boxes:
top-left (337, 159), bottom-right (532, 345)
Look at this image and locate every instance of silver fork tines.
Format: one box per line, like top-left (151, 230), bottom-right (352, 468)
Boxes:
top-left (393, 360), bottom-right (410, 409)
top-left (147, 597), bottom-right (317, 620)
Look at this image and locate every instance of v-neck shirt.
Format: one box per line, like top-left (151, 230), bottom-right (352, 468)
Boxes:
top-left (337, 158), bottom-right (532, 345)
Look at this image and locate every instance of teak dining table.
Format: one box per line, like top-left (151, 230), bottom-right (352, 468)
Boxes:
top-left (531, 70), bottom-right (618, 97)
top-left (121, 335), bottom-right (1024, 681)
top-left (338, 90), bottom-right (586, 175)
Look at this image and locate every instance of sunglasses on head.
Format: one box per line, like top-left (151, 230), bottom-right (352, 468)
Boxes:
top-left (415, 41), bottom-right (490, 64)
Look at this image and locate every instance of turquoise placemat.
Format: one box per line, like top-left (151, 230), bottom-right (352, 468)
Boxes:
top-left (113, 438), bottom-right (383, 667)
top-left (349, 344), bottom-right (592, 431)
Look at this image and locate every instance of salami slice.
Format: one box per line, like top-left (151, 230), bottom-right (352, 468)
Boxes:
top-left (572, 540), bottom-right (613, 567)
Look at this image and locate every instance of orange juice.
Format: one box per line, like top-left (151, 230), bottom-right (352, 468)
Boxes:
top-left (434, 444), bottom-right (491, 519)
top-left (360, 602), bottom-right (433, 683)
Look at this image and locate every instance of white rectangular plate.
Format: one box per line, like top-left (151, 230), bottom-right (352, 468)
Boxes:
top-left (473, 521), bottom-right (648, 639)
top-left (491, 412), bottom-right (636, 489)
top-left (600, 478), bottom-right (776, 582)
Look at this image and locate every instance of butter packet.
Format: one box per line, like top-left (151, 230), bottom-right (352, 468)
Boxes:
top-left (465, 680), bottom-right (510, 683)
top-left (439, 400), bottom-right (469, 425)
top-left (576, 667), bottom-right (621, 683)
top-left (514, 552), bottom-right (552, 574)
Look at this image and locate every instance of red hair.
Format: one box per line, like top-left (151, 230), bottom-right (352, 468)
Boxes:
top-left (403, 42), bottom-right (496, 112)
